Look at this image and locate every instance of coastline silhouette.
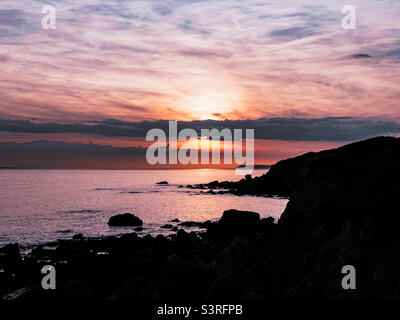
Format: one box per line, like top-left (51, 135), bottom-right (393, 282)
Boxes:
top-left (1, 136), bottom-right (399, 301)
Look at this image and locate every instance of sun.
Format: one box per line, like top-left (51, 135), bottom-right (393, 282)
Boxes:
top-left (176, 92), bottom-right (239, 120)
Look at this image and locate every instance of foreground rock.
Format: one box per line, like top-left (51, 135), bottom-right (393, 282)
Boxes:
top-left (108, 213), bottom-right (143, 227)
top-left (207, 210), bottom-right (261, 241)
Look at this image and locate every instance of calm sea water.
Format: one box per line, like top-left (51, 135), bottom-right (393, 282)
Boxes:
top-left (0, 169), bottom-right (288, 247)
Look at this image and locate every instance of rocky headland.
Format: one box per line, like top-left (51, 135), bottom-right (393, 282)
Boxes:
top-left (1, 136), bottom-right (400, 301)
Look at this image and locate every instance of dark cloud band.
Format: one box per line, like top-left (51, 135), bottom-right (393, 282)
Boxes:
top-left (0, 117), bottom-right (399, 142)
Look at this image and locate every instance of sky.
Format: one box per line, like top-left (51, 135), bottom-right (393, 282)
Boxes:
top-left (0, 0), bottom-right (400, 168)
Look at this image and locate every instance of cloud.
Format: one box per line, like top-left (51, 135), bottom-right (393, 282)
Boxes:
top-left (0, 139), bottom-right (145, 155)
top-left (0, 9), bottom-right (26, 27)
top-left (0, 140), bottom-right (147, 169)
top-left (0, 0), bottom-right (400, 122)
top-left (1, 117), bottom-right (399, 142)
top-left (350, 54), bottom-right (372, 59)
top-left (270, 27), bottom-right (317, 40)
top-left (380, 47), bottom-right (400, 60)
top-left (179, 49), bottom-right (231, 58)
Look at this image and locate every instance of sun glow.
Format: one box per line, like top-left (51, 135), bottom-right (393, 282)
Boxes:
top-left (176, 92), bottom-right (240, 120)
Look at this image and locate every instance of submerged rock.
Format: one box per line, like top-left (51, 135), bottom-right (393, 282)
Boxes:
top-left (178, 221), bottom-right (209, 228)
top-left (108, 213), bottom-right (143, 227)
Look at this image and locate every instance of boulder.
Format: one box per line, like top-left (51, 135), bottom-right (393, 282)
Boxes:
top-left (220, 209), bottom-right (260, 228)
top-left (206, 210), bottom-right (260, 241)
top-left (108, 213), bottom-right (143, 227)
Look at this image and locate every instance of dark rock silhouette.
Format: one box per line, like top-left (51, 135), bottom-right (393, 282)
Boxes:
top-left (160, 224), bottom-right (173, 229)
top-left (178, 221), bottom-right (210, 228)
top-left (108, 213), bottom-right (143, 227)
top-left (72, 234), bottom-right (84, 240)
top-left (0, 243), bottom-right (22, 272)
top-left (156, 181), bottom-right (168, 185)
top-left (2, 136), bottom-right (400, 301)
top-left (207, 210), bottom-right (261, 241)
top-left (192, 136), bottom-right (400, 198)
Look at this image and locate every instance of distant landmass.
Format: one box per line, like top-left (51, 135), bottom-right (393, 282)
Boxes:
top-left (237, 164), bottom-right (271, 169)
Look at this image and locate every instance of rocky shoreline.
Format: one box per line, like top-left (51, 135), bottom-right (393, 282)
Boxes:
top-left (1, 136), bottom-right (400, 301)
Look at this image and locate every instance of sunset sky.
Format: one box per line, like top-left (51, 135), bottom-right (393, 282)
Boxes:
top-left (0, 0), bottom-right (400, 168)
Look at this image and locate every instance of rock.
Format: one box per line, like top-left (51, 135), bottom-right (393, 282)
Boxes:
top-left (108, 213), bottom-right (143, 227)
top-left (207, 180), bottom-right (219, 189)
top-left (179, 221), bottom-right (206, 228)
top-left (112, 277), bottom-right (154, 300)
top-left (0, 243), bottom-right (22, 272)
top-left (72, 234), bottom-right (84, 240)
top-left (206, 273), bottom-right (248, 300)
top-left (171, 219), bottom-right (180, 223)
top-left (240, 292), bottom-right (268, 301)
top-left (0, 243), bottom-right (20, 255)
top-left (58, 279), bottom-right (91, 300)
top-left (208, 210), bottom-right (260, 240)
top-left (161, 224), bottom-right (173, 229)
top-left (156, 181), bottom-right (168, 185)
top-left (134, 227), bottom-right (144, 232)
top-left (220, 209), bottom-right (260, 227)
top-left (220, 210), bottom-right (260, 228)
top-left (157, 254), bottom-right (215, 300)
top-left (119, 232), bottom-right (138, 243)
top-left (174, 229), bottom-right (198, 250)
top-left (212, 237), bottom-right (256, 274)
top-left (259, 217), bottom-right (275, 232)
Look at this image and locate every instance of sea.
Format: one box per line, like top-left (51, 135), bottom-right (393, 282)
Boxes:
top-left (0, 169), bottom-right (288, 247)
